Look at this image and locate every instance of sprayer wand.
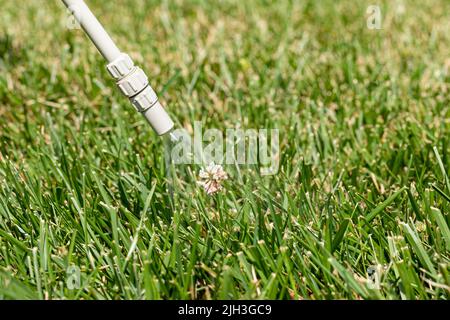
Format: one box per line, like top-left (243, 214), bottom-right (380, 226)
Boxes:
top-left (61, 0), bottom-right (174, 136)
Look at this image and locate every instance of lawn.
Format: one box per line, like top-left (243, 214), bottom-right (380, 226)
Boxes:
top-left (0, 0), bottom-right (449, 299)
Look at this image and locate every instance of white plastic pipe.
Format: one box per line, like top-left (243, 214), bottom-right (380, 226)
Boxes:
top-left (61, 0), bottom-right (175, 136)
top-left (62, 0), bottom-right (121, 63)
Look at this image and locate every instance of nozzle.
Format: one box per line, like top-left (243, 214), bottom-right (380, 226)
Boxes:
top-left (62, 0), bottom-right (175, 136)
top-left (142, 101), bottom-right (174, 136)
top-left (107, 53), bottom-right (174, 136)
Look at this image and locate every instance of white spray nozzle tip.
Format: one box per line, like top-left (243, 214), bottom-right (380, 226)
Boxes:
top-left (142, 101), bottom-right (174, 136)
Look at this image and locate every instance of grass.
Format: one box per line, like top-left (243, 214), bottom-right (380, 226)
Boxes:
top-left (0, 0), bottom-right (449, 299)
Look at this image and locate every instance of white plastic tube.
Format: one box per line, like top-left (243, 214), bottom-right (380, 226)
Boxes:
top-left (61, 0), bottom-right (175, 136)
top-left (62, 0), bottom-right (121, 63)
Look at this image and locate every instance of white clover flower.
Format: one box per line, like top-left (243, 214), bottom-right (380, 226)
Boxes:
top-left (198, 163), bottom-right (228, 195)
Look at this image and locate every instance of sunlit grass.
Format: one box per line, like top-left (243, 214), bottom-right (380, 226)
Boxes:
top-left (0, 0), bottom-right (449, 299)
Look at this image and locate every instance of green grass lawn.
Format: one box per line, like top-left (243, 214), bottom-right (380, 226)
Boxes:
top-left (0, 0), bottom-right (449, 299)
